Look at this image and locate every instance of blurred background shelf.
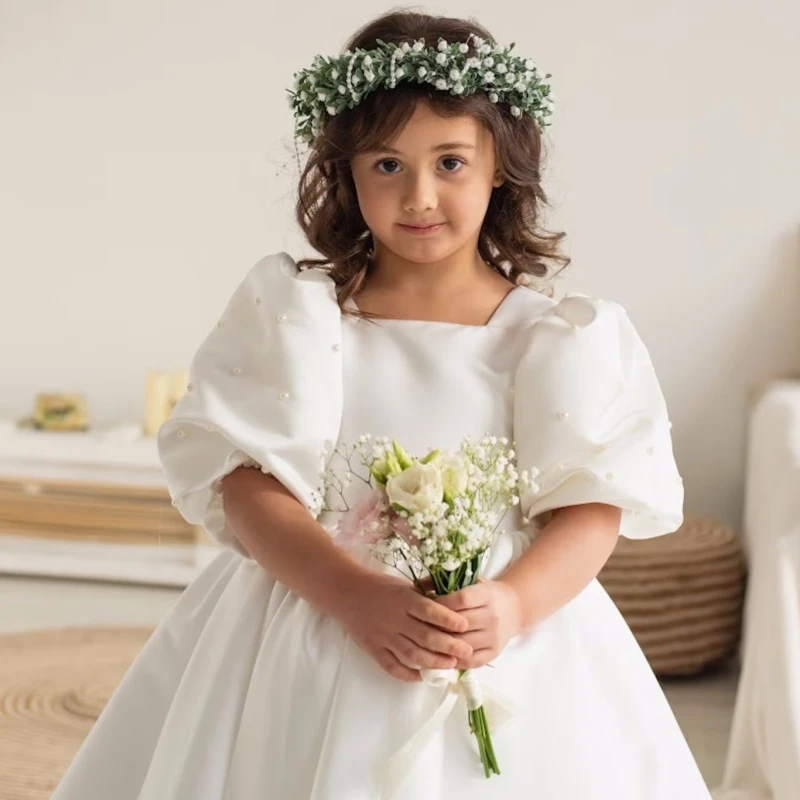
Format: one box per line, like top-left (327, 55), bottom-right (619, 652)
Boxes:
top-left (0, 420), bottom-right (218, 587)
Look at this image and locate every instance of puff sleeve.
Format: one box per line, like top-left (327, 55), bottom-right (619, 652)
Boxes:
top-left (513, 293), bottom-right (684, 539)
top-left (157, 252), bottom-right (344, 557)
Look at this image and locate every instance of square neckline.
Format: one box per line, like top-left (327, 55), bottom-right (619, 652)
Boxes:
top-left (344, 284), bottom-right (527, 328)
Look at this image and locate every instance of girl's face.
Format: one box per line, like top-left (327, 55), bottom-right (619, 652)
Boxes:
top-left (350, 101), bottom-right (504, 266)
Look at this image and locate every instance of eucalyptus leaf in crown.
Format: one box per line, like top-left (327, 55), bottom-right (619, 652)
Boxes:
top-left (287, 33), bottom-right (554, 145)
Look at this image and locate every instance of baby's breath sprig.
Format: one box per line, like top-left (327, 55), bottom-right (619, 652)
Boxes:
top-left (287, 33), bottom-right (554, 145)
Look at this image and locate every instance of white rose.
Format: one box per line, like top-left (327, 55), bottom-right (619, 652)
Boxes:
top-left (386, 463), bottom-right (443, 513)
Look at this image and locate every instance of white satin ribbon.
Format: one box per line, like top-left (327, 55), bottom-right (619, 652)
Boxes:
top-left (380, 667), bottom-right (522, 799)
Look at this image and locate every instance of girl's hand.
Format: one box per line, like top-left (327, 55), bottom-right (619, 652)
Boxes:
top-left (433, 578), bottom-right (523, 670)
top-left (337, 571), bottom-right (474, 683)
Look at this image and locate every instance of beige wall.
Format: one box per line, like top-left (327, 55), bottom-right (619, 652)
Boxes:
top-left (1, 0), bottom-right (798, 532)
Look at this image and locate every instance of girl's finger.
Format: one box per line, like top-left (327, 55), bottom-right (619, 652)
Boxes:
top-left (435, 584), bottom-right (488, 611)
top-left (390, 637), bottom-right (457, 671)
top-left (379, 647), bottom-right (423, 682)
top-left (403, 619), bottom-right (473, 661)
top-left (455, 607), bottom-right (490, 632)
top-left (459, 647), bottom-right (497, 670)
top-left (455, 630), bottom-right (492, 652)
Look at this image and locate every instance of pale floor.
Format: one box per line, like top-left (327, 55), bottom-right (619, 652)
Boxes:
top-left (0, 574), bottom-right (738, 791)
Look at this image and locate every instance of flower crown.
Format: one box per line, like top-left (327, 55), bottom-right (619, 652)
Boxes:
top-left (287, 33), bottom-right (554, 145)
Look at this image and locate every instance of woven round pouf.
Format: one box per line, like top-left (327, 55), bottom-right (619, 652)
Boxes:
top-left (597, 513), bottom-right (747, 677)
top-left (0, 626), bottom-right (151, 800)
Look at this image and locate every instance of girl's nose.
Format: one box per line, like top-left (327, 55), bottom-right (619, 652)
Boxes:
top-left (402, 171), bottom-right (437, 213)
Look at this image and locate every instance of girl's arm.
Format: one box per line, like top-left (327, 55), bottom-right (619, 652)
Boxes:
top-left (498, 502), bottom-right (622, 630)
top-left (220, 466), bottom-right (474, 682)
top-left (221, 466), bottom-right (364, 617)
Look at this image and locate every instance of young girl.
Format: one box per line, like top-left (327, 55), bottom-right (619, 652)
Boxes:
top-left (52, 10), bottom-right (711, 800)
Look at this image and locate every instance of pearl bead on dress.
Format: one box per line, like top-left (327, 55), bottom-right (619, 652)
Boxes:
top-left (279, 391), bottom-right (290, 401)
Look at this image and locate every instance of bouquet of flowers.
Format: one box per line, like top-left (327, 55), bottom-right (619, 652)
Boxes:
top-left (312, 433), bottom-right (537, 779)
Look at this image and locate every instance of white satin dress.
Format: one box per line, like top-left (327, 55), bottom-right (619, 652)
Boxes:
top-left (52, 272), bottom-right (711, 799)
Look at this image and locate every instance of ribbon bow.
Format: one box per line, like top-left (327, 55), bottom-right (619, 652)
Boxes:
top-left (380, 667), bottom-right (522, 799)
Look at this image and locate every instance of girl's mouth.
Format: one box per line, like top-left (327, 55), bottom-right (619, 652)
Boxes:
top-left (399, 223), bottom-right (445, 236)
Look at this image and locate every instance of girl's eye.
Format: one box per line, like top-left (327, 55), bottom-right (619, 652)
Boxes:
top-left (375, 159), bottom-right (401, 174)
top-left (440, 157), bottom-right (464, 172)
top-left (373, 157), bottom-right (465, 175)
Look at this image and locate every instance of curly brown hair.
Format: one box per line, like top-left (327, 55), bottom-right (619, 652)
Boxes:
top-left (294, 9), bottom-right (570, 317)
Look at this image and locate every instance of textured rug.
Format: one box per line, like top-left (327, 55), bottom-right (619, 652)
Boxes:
top-left (0, 626), bottom-right (151, 800)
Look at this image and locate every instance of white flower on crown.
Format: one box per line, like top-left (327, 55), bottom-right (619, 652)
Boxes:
top-left (459, 43), bottom-right (469, 53)
top-left (418, 66), bottom-right (427, 77)
top-left (482, 56), bottom-right (494, 68)
top-left (483, 71), bottom-right (495, 84)
top-left (489, 91), bottom-right (499, 103)
top-left (412, 40), bottom-right (425, 52)
top-left (364, 70), bottom-right (375, 82)
top-left (317, 91), bottom-right (327, 102)
top-left (326, 105), bottom-right (337, 115)
top-left (511, 106), bottom-right (522, 117)
top-left (467, 57), bottom-right (481, 69)
top-left (523, 70), bottom-right (533, 81)
top-left (363, 55), bottom-right (373, 67)
top-left (496, 63), bottom-right (508, 74)
top-left (472, 35), bottom-right (485, 48)
top-left (479, 43), bottom-right (492, 55)
top-left (308, 75), bottom-right (316, 85)
top-left (352, 72), bottom-right (362, 85)
top-left (437, 39), bottom-right (448, 52)
top-left (506, 72), bottom-right (517, 84)
top-left (453, 82), bottom-right (465, 94)
top-left (300, 90), bottom-right (308, 100)
top-left (331, 68), bottom-right (339, 79)
top-left (525, 59), bottom-right (535, 70)
top-left (514, 81), bottom-right (526, 92)
top-left (436, 52), bottom-right (447, 65)
top-left (493, 43), bottom-right (505, 54)
top-left (449, 68), bottom-right (460, 80)
top-left (312, 107), bottom-right (321, 117)
top-left (396, 65), bottom-right (405, 78)
top-left (435, 78), bottom-right (447, 90)
top-left (401, 42), bottom-right (411, 53)
top-left (337, 85), bottom-right (346, 94)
